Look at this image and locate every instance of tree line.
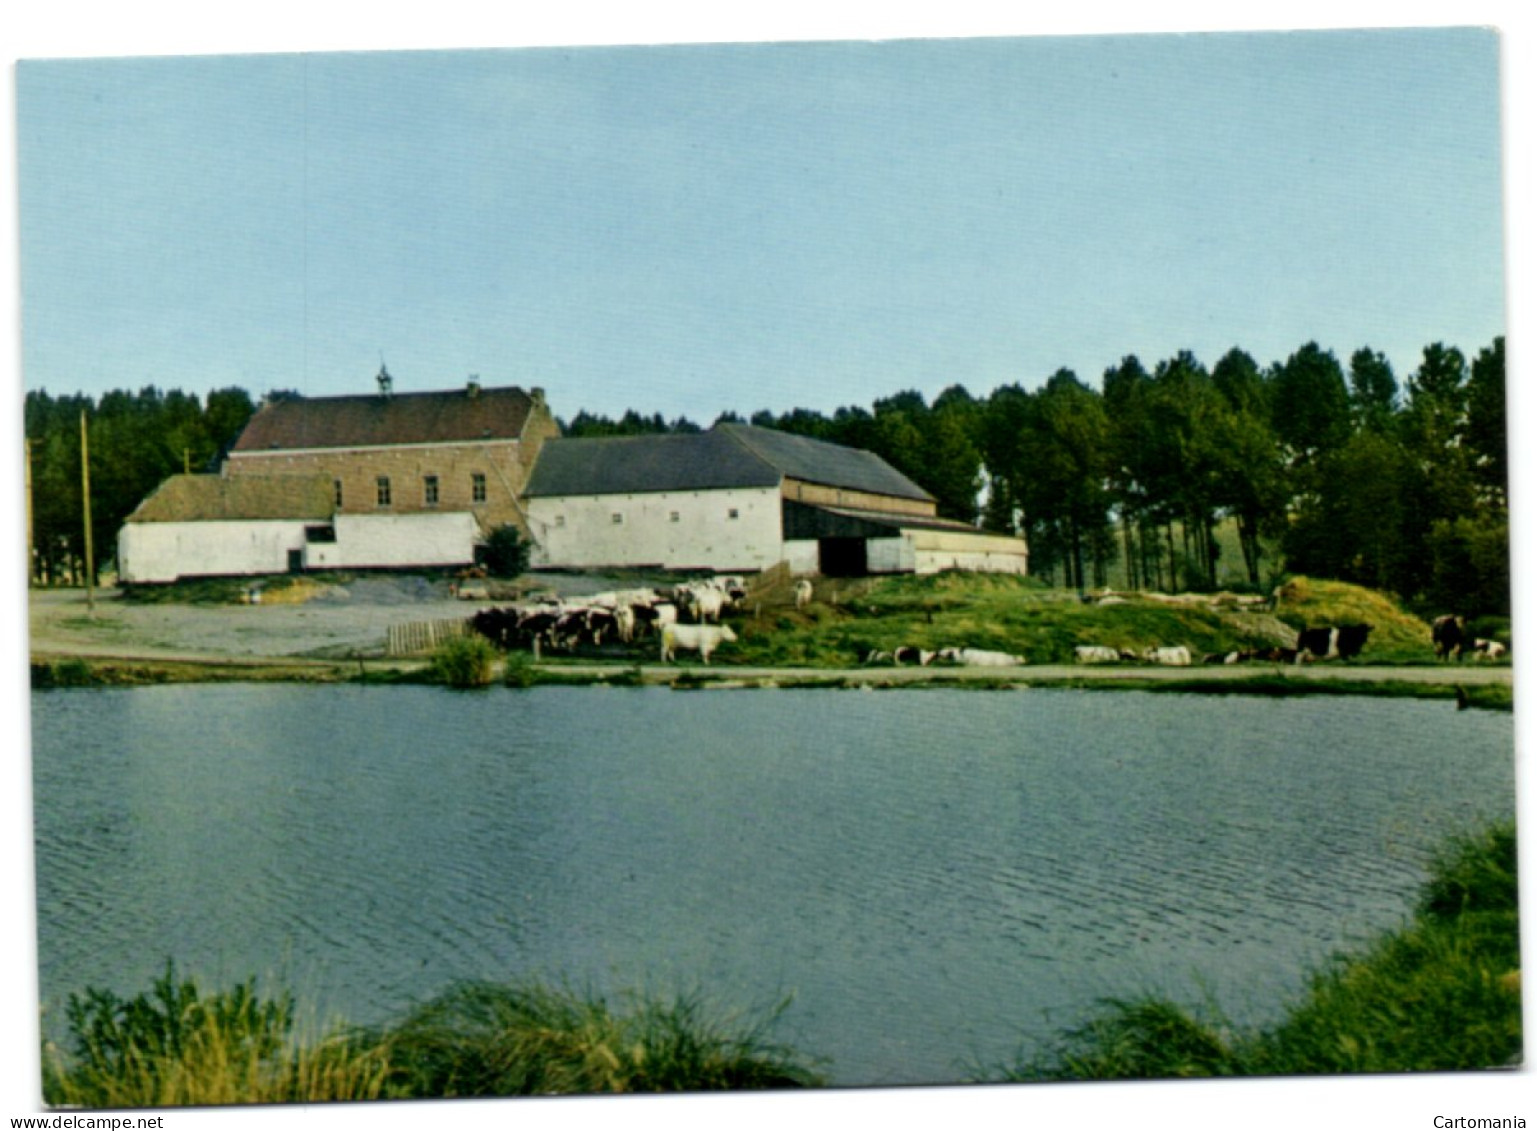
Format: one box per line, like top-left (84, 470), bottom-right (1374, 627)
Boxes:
top-left (26, 335), bottom-right (1508, 616)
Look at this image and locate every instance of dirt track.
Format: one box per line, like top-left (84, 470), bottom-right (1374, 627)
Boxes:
top-left (29, 586), bottom-right (1512, 689)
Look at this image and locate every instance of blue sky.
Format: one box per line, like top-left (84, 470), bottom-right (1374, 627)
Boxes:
top-left (16, 27), bottom-right (1506, 424)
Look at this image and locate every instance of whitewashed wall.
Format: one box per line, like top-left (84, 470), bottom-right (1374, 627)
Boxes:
top-left (909, 528), bottom-right (1030, 575)
top-left (528, 487), bottom-right (782, 571)
top-left (781, 539), bottom-right (820, 575)
top-left (118, 520), bottom-right (310, 583)
top-left (306, 512), bottom-right (480, 570)
top-left (866, 536), bottom-right (914, 574)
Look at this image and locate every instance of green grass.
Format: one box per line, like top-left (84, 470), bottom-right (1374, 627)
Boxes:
top-left (43, 974), bottom-right (823, 1106)
top-left (993, 819), bottom-right (1521, 1081)
top-left (724, 572), bottom-right (1434, 668)
top-left (367, 981), bottom-right (822, 1096)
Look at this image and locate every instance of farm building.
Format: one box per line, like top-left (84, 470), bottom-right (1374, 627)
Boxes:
top-left (116, 474), bottom-right (484, 583)
top-left (225, 372), bottom-right (558, 532)
top-left (117, 373), bottom-right (557, 583)
top-left (523, 423), bottom-right (1029, 576)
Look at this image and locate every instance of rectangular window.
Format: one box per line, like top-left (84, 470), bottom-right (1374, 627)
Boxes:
top-left (333, 479), bottom-right (344, 507)
top-left (472, 473), bottom-right (487, 503)
top-left (611, 513), bottom-right (624, 525)
top-left (424, 475), bottom-right (439, 507)
top-left (376, 476), bottom-right (391, 507)
top-left (728, 508), bottom-right (740, 520)
top-left (669, 511), bottom-right (680, 523)
top-left (554, 514), bottom-right (566, 527)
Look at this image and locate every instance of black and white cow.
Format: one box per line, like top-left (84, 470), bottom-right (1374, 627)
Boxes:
top-left (1296, 624), bottom-right (1372, 662)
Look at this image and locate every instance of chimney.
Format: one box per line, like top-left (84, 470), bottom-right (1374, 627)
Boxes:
top-left (376, 363), bottom-right (394, 400)
top-left (530, 386), bottom-right (546, 407)
top-left (467, 375), bottom-right (481, 399)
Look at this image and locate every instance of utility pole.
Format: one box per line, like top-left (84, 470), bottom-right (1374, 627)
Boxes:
top-left (24, 437), bottom-right (34, 587)
top-left (80, 410), bottom-right (95, 614)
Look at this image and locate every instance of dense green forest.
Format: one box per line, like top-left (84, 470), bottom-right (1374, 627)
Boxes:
top-left (24, 336), bottom-right (1508, 616)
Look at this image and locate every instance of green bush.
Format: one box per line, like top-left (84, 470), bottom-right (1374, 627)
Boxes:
top-left (478, 525), bottom-right (530, 579)
top-left (503, 651), bottom-right (537, 689)
top-left (429, 635), bottom-right (499, 688)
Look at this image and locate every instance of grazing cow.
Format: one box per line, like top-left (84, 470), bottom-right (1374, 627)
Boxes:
top-left (1433, 615), bottom-right (1468, 661)
top-left (794, 579), bottom-right (813, 610)
top-left (612, 604), bottom-right (636, 644)
top-left (1471, 638), bottom-right (1508, 660)
top-left (660, 623), bottom-right (738, 664)
top-left (1074, 645), bottom-right (1122, 664)
top-left (936, 647), bottom-right (1023, 667)
top-left (1296, 624), bottom-right (1372, 662)
top-left (1142, 646), bottom-right (1192, 667)
top-left (1202, 651), bottom-right (1243, 665)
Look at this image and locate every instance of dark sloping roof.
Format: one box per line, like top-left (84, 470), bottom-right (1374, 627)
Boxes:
top-left (525, 424), bottom-right (935, 502)
top-left (231, 386), bottom-right (536, 453)
top-left (127, 475), bottom-right (335, 523)
top-left (718, 424), bottom-right (933, 502)
top-left (525, 431), bottom-right (781, 496)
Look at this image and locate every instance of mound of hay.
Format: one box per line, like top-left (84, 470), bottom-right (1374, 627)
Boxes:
top-left (1271, 577), bottom-right (1429, 651)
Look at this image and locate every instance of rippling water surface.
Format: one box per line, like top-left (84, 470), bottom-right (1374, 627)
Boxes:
top-left (31, 685), bottom-right (1515, 1085)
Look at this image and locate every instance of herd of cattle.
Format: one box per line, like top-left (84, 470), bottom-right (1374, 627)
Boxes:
top-left (468, 576), bottom-right (748, 657)
top-left (465, 575), bottom-right (1507, 668)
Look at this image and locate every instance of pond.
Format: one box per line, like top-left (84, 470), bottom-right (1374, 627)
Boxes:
top-left (30, 684), bottom-right (1515, 1087)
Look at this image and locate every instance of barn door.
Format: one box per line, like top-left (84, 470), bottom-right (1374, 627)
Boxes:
top-left (819, 537), bottom-right (867, 577)
top-left (287, 549), bottom-right (304, 573)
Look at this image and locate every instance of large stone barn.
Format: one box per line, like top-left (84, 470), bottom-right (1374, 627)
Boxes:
top-left (117, 372), bottom-right (559, 583)
top-left (225, 372), bottom-right (558, 533)
top-left (523, 423), bottom-right (1029, 576)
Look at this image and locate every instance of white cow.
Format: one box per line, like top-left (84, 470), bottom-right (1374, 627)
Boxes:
top-left (660, 623), bottom-right (738, 664)
top-left (1143, 646), bottom-right (1192, 666)
top-left (937, 647), bottom-right (1023, 667)
top-left (1074, 645), bottom-right (1122, 664)
top-left (794, 580), bottom-right (813, 610)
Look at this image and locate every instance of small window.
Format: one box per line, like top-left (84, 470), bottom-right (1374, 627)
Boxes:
top-left (669, 511), bottom-right (680, 523)
top-left (611, 513), bottom-right (624, 525)
top-left (333, 479), bottom-right (344, 507)
top-left (554, 514), bottom-right (566, 528)
top-left (471, 473), bottom-right (487, 503)
top-left (376, 477), bottom-right (392, 507)
top-left (424, 475), bottom-right (439, 507)
top-left (728, 508), bottom-right (740, 520)
top-left (304, 524), bottom-right (336, 544)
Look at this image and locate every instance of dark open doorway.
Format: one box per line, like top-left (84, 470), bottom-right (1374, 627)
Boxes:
top-left (819, 537), bottom-right (868, 577)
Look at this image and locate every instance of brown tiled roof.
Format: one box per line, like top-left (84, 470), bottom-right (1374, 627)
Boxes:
top-left (127, 474), bottom-right (335, 523)
top-left (231, 386), bottom-right (537, 453)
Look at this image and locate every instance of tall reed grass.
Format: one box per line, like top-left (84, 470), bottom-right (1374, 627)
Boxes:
top-left (43, 972), bottom-right (822, 1106)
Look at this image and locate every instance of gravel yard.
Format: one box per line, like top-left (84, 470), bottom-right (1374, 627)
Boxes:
top-left (29, 581), bottom-right (483, 662)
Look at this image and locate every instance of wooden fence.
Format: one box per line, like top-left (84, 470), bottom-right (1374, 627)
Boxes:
top-left (387, 617), bottom-right (471, 657)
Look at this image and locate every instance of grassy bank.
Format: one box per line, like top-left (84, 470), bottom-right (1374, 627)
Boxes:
top-left (42, 973), bottom-right (822, 1107)
top-left (725, 572), bottom-right (1447, 667)
top-left (990, 819), bottom-right (1521, 1080)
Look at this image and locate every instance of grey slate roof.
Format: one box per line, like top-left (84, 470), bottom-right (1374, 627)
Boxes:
top-left (524, 424), bottom-right (934, 502)
top-left (525, 431), bottom-right (781, 497)
top-left (127, 474), bottom-right (335, 523)
top-left (719, 424), bottom-right (933, 502)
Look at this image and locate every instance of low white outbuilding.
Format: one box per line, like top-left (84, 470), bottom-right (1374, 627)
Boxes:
top-left (117, 474), bottom-right (480, 583)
